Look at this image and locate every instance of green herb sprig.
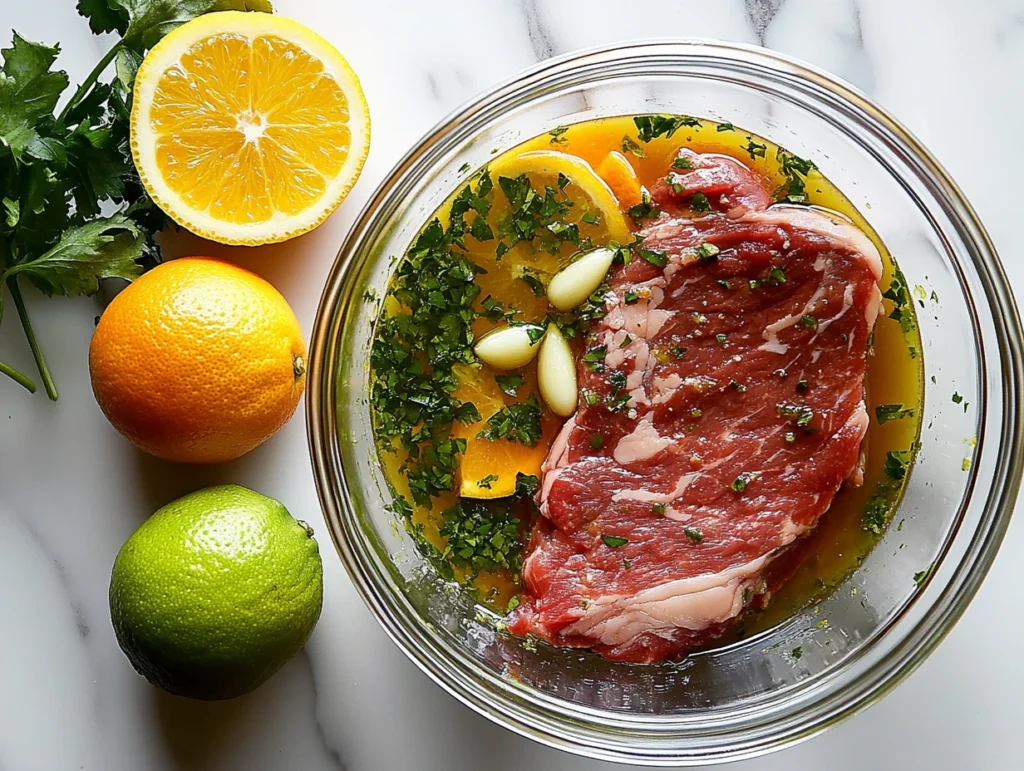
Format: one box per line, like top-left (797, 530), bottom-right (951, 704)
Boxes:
top-left (0, 0), bottom-right (272, 398)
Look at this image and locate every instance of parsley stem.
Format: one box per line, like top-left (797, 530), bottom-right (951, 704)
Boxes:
top-left (0, 359), bottom-right (36, 393)
top-left (7, 277), bottom-right (57, 400)
top-left (55, 40), bottom-right (123, 128)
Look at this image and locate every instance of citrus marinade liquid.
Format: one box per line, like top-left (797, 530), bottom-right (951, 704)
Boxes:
top-left (374, 116), bottom-right (924, 632)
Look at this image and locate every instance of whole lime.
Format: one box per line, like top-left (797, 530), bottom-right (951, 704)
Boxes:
top-left (109, 485), bottom-right (323, 700)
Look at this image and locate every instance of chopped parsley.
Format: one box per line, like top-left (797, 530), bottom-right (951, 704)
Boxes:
top-left (777, 402), bottom-right (814, 427)
top-left (620, 135), bottom-right (646, 157)
top-left (884, 450), bottom-right (911, 482)
top-left (882, 265), bottom-right (917, 334)
top-left (796, 380), bottom-right (810, 392)
top-left (476, 398), bottom-right (543, 446)
top-left (624, 290), bottom-right (640, 304)
top-left (875, 404), bottom-right (915, 424)
top-left (495, 373), bottom-right (524, 397)
top-left (767, 266), bottom-right (787, 285)
top-left (696, 242), bottom-right (720, 261)
top-left (716, 122), bottom-right (735, 132)
top-left (639, 248), bottom-right (668, 267)
top-left (548, 125), bottom-right (569, 144)
top-left (476, 474), bottom-right (499, 489)
top-left (790, 646), bottom-right (803, 660)
top-left (799, 315), bottom-right (818, 329)
top-left (620, 334), bottom-right (633, 347)
top-left (952, 392), bottom-right (963, 405)
top-left (913, 566), bottom-right (932, 586)
top-left (601, 534), bottom-right (629, 549)
top-left (590, 434), bottom-right (605, 450)
top-left (480, 295), bottom-right (517, 321)
top-left (685, 527), bottom-right (703, 543)
top-left (652, 502), bottom-right (667, 515)
top-left (742, 138), bottom-right (767, 160)
top-left (581, 210), bottom-right (600, 225)
top-left (731, 472), bottom-right (755, 493)
top-left (633, 114), bottom-right (702, 142)
top-left (716, 333), bottom-right (728, 344)
top-left (514, 472), bottom-right (540, 498)
top-left (672, 155), bottom-right (694, 170)
top-left (458, 162), bottom-right (471, 173)
top-left (690, 191), bottom-right (711, 213)
top-left (773, 148), bottom-right (817, 204)
top-left (516, 269), bottom-right (546, 297)
top-left (582, 345), bottom-right (608, 371)
top-left (439, 498), bottom-right (522, 576)
top-left (628, 190), bottom-right (659, 223)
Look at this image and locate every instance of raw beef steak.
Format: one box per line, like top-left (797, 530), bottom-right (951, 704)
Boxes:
top-left (508, 150), bottom-right (883, 663)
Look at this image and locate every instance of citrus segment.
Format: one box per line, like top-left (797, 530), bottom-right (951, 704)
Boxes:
top-left (597, 150), bottom-right (643, 209)
top-left (451, 365), bottom-right (555, 499)
top-left (131, 12), bottom-right (370, 245)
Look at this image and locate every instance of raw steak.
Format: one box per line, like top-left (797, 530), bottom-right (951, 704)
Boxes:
top-left (508, 149), bottom-right (883, 663)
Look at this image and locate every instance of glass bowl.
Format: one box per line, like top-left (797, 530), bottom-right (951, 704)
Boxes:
top-left (306, 41), bottom-right (1023, 765)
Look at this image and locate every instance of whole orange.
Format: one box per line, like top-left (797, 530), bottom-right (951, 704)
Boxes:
top-left (89, 258), bottom-right (306, 463)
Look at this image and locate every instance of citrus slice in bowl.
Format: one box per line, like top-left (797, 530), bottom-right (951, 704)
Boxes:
top-left (450, 364), bottom-right (557, 499)
top-left (131, 11), bottom-right (370, 245)
top-left (487, 150), bottom-right (633, 245)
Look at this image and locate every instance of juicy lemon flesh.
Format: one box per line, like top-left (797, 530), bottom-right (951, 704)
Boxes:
top-left (150, 32), bottom-right (352, 226)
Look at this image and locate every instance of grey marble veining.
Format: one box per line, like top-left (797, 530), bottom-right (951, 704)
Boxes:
top-left (1, 0), bottom-right (1022, 769)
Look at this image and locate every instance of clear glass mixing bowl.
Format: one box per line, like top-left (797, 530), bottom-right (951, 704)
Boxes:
top-left (306, 42), bottom-right (1023, 765)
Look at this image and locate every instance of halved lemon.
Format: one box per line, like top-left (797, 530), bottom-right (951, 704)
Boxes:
top-left (131, 11), bottom-right (370, 245)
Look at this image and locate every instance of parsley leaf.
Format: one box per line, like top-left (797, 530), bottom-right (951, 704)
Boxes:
top-left (633, 114), bottom-right (701, 142)
top-left (476, 398), bottom-right (543, 446)
top-left (876, 404), bottom-right (915, 424)
top-left (494, 373), bottom-right (523, 397)
top-left (601, 534), bottom-right (629, 548)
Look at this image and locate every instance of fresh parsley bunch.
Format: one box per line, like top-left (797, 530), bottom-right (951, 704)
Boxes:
top-left (0, 0), bottom-right (271, 399)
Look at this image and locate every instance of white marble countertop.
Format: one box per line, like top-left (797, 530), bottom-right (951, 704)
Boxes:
top-left (2, 1), bottom-right (1023, 769)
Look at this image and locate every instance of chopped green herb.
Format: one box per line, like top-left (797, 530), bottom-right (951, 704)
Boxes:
top-left (672, 155), bottom-right (694, 170)
top-left (799, 315), bottom-right (818, 329)
top-left (952, 392), bottom-right (963, 405)
top-left (621, 334), bottom-right (633, 347)
top-left (652, 502), bottom-right (667, 515)
top-left (930, 290), bottom-right (940, 302)
top-left (696, 242), bottom-right (720, 261)
top-left (784, 432), bottom-right (796, 444)
top-left (742, 138), bottom-right (767, 160)
top-left (716, 122), bottom-right (735, 132)
top-left (633, 114), bottom-right (701, 142)
top-left (602, 534), bottom-right (629, 548)
top-left (685, 527), bottom-right (703, 543)
top-left (590, 434), bottom-right (605, 450)
top-left (458, 162), bottom-right (471, 173)
top-left (773, 148), bottom-right (817, 204)
top-left (516, 270), bottom-right (546, 297)
top-left (777, 402), bottom-right (814, 427)
top-left (506, 594), bottom-right (521, 612)
top-left (716, 333), bottom-right (728, 344)
top-left (624, 290), bottom-right (640, 304)
top-left (790, 646), bottom-right (803, 660)
top-left (440, 498), bottom-right (522, 576)
top-left (548, 125), bottom-right (569, 144)
top-left (476, 473), bottom-right (499, 489)
top-left (767, 266), bottom-right (787, 285)
top-left (628, 191), bottom-right (659, 223)
top-left (363, 288), bottom-right (378, 303)
top-left (882, 265), bottom-right (917, 334)
top-left (884, 450), bottom-right (912, 481)
top-left (690, 407), bottom-right (703, 418)
top-left (876, 404), bottom-right (915, 424)
top-left (583, 345), bottom-right (608, 371)
top-left (514, 472), bottom-right (540, 498)
top-left (620, 135), bottom-right (646, 158)
top-left (454, 401), bottom-right (482, 424)
top-left (495, 374), bottom-right (524, 397)
top-left (913, 566), bottom-right (932, 586)
top-left (581, 210), bottom-right (600, 225)
top-left (731, 472), bottom-right (755, 493)
top-left (476, 398), bottom-right (543, 446)
top-left (796, 380), bottom-right (810, 392)
top-left (716, 279), bottom-right (732, 290)
top-left (690, 192), bottom-right (711, 213)
top-left (962, 457), bottom-right (972, 472)
top-left (526, 325), bottom-right (546, 343)
top-left (639, 248), bottom-right (668, 267)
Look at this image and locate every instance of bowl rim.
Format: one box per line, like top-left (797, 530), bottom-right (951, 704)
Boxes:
top-left (306, 39), bottom-right (1023, 765)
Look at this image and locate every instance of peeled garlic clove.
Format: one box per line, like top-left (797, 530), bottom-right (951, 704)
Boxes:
top-left (547, 247), bottom-right (616, 311)
top-left (538, 326), bottom-right (578, 417)
top-left (473, 324), bottom-right (545, 370)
